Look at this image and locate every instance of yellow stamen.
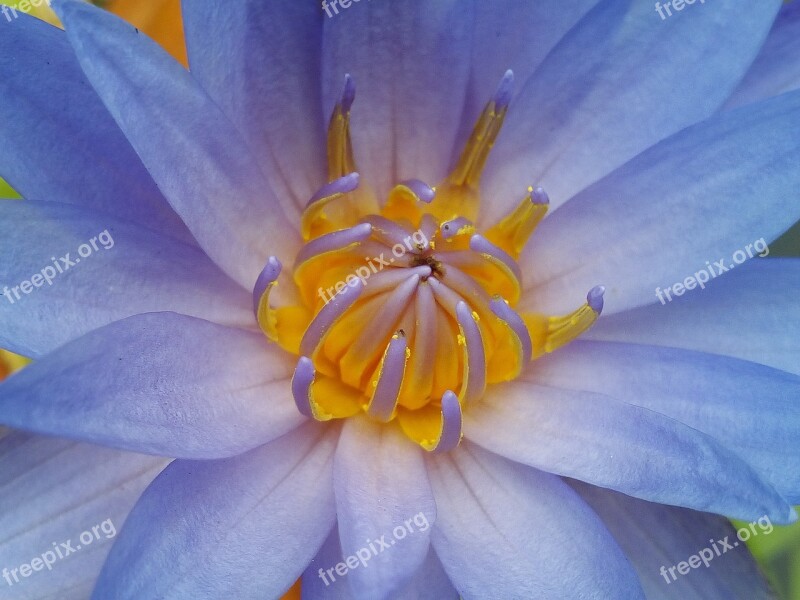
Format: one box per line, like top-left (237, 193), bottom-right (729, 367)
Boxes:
top-left (485, 186), bottom-right (549, 259)
top-left (429, 75), bottom-right (512, 222)
top-left (523, 295), bottom-right (603, 360)
top-left (258, 70), bottom-right (605, 452)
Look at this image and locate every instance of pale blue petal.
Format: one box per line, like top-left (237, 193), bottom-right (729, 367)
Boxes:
top-left (92, 424), bottom-right (338, 599)
top-left (519, 90), bottom-right (800, 315)
top-left (333, 419), bottom-right (435, 600)
top-left (725, 2), bottom-right (800, 109)
top-left (321, 0), bottom-right (474, 198)
top-left (182, 0), bottom-right (326, 214)
top-left (52, 0), bottom-right (301, 289)
top-left (586, 258), bottom-right (800, 376)
top-left (455, 0), bottom-right (600, 158)
top-left (0, 432), bottom-right (166, 600)
top-left (529, 341), bottom-right (800, 505)
top-left (465, 380), bottom-right (794, 523)
top-left (302, 525), bottom-right (350, 599)
top-left (0, 201), bottom-right (251, 359)
top-left (481, 0), bottom-right (781, 224)
top-left (395, 548), bottom-right (458, 600)
top-left (0, 312), bottom-right (304, 459)
top-left (0, 14), bottom-right (190, 241)
top-left (301, 527), bottom-right (457, 600)
top-left (572, 481), bottom-right (775, 600)
top-left (428, 443), bottom-right (645, 599)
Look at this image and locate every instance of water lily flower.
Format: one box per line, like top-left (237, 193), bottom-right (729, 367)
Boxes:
top-left (0, 1), bottom-right (799, 598)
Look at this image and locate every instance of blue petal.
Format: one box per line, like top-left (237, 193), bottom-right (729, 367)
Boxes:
top-left (572, 481), bottom-right (776, 600)
top-left (0, 201), bottom-right (251, 358)
top-left (0, 312), bottom-right (304, 458)
top-left (0, 432), bottom-right (166, 600)
top-left (52, 0), bottom-right (301, 289)
top-left (333, 419), bottom-right (436, 599)
top-left (396, 547), bottom-right (458, 600)
top-left (302, 525), bottom-right (349, 599)
top-left (427, 443), bottom-right (645, 599)
top-left (92, 423), bottom-right (337, 599)
top-left (725, 2), bottom-right (800, 109)
top-left (529, 341), bottom-right (800, 505)
top-left (587, 258), bottom-right (800, 376)
top-left (465, 380), bottom-right (794, 523)
top-left (482, 0), bottom-right (782, 223)
top-left (321, 0), bottom-right (474, 198)
top-left (301, 527), bottom-right (457, 599)
top-left (463, 0), bottom-right (600, 128)
top-left (0, 14), bottom-right (190, 242)
top-left (183, 0), bottom-right (326, 214)
top-left (519, 89), bottom-right (800, 315)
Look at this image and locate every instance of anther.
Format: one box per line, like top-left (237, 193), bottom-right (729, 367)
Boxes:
top-left (367, 331), bottom-right (409, 422)
top-left (431, 391), bottom-right (463, 453)
top-left (299, 277), bottom-right (364, 357)
top-left (291, 356), bottom-right (315, 418)
top-left (253, 256), bottom-right (282, 340)
top-left (455, 301), bottom-right (486, 404)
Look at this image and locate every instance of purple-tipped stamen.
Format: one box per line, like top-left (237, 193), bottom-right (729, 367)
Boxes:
top-left (291, 357), bottom-right (315, 418)
top-left (438, 264), bottom-right (492, 307)
top-left (362, 215), bottom-right (419, 250)
top-left (407, 281), bottom-right (436, 388)
top-left (432, 390), bottom-right (463, 454)
top-left (360, 266), bottom-right (432, 298)
top-left (308, 172), bottom-right (360, 207)
top-left (469, 234), bottom-right (523, 284)
top-left (493, 69), bottom-right (514, 110)
top-left (253, 256), bottom-right (282, 314)
top-left (531, 186), bottom-right (550, 205)
top-left (490, 298), bottom-right (532, 365)
top-left (299, 278), bottom-right (364, 357)
top-left (456, 301), bottom-right (486, 404)
top-left (345, 275), bottom-right (421, 361)
top-left (440, 217), bottom-right (474, 240)
top-left (294, 222), bottom-right (372, 268)
top-left (340, 73), bottom-right (356, 113)
top-left (367, 332), bottom-right (408, 422)
top-left (400, 179), bottom-right (436, 203)
top-left (587, 285), bottom-right (606, 314)
top-left (427, 277), bottom-right (465, 317)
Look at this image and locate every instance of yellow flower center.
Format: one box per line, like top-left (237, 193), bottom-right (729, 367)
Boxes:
top-left (253, 72), bottom-right (604, 452)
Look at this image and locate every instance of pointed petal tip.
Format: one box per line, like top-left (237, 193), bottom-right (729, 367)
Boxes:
top-left (587, 285), bottom-right (606, 313)
top-left (493, 69), bottom-right (514, 109)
